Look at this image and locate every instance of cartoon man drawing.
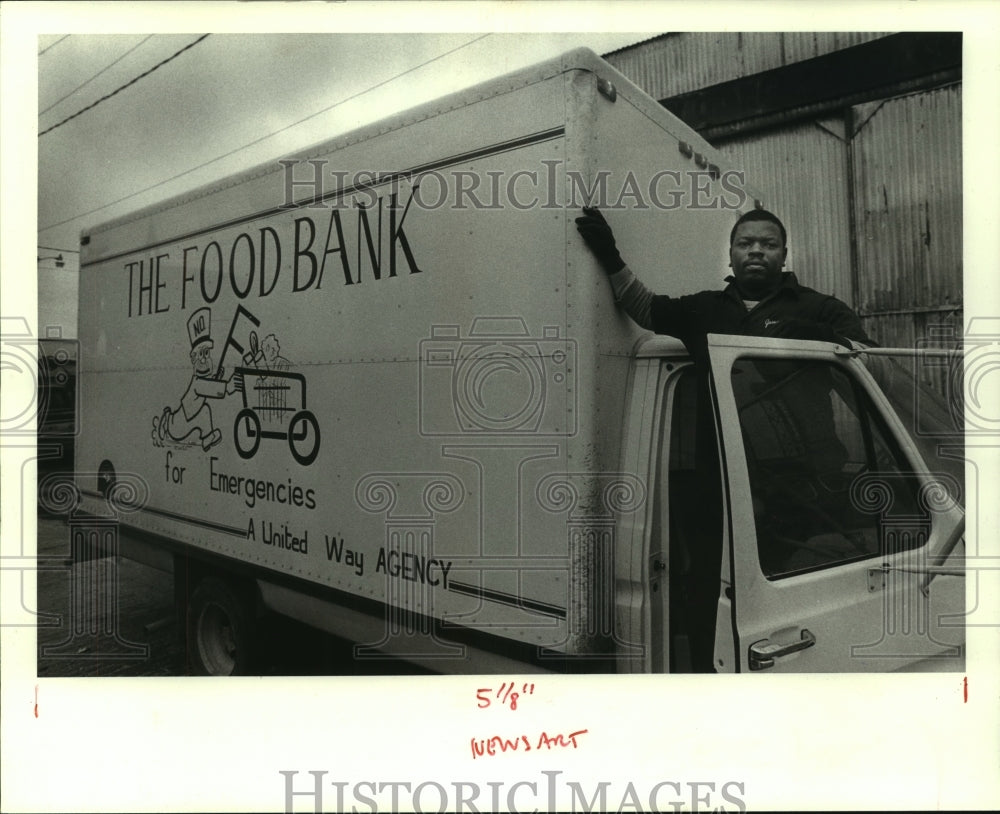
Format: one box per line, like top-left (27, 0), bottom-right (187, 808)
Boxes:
top-left (261, 333), bottom-right (291, 372)
top-left (153, 307), bottom-right (241, 450)
top-left (258, 333), bottom-right (292, 422)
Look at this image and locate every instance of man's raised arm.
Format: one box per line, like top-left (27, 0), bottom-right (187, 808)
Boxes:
top-left (575, 207), bottom-right (655, 330)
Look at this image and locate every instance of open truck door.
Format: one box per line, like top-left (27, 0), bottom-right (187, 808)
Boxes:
top-left (703, 335), bottom-right (965, 672)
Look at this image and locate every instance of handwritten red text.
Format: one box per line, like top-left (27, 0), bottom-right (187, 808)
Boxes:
top-left (476, 681), bottom-right (536, 711)
top-left (470, 728), bottom-right (588, 759)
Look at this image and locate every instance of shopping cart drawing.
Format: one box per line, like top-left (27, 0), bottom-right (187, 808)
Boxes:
top-left (213, 306), bottom-right (320, 466)
top-left (233, 365), bottom-right (320, 465)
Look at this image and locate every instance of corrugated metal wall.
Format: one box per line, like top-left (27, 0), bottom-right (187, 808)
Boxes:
top-left (606, 32), bottom-right (886, 101)
top-left (712, 85), bottom-right (964, 349)
top-left (851, 85), bottom-right (963, 348)
top-left (714, 118), bottom-right (854, 302)
top-left (607, 36), bottom-right (963, 363)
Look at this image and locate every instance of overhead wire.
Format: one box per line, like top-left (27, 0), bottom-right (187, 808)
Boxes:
top-left (38, 245), bottom-right (80, 254)
top-left (39, 34), bottom-right (211, 137)
top-left (38, 35), bottom-right (70, 56)
top-left (40, 35), bottom-right (156, 117)
top-left (39, 33), bottom-right (492, 235)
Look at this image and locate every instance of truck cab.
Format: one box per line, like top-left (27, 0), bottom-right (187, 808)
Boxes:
top-left (618, 334), bottom-right (965, 673)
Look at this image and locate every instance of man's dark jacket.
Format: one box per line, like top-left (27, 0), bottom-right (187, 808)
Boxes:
top-left (648, 271), bottom-right (873, 364)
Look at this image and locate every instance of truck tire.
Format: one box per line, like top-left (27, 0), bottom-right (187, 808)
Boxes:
top-left (186, 576), bottom-right (256, 675)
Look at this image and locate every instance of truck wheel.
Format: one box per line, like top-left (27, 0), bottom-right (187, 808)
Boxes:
top-left (234, 408), bottom-right (261, 459)
top-left (288, 410), bottom-right (320, 466)
top-left (187, 577), bottom-right (255, 675)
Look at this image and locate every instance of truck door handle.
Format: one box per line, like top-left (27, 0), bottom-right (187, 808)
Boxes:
top-left (748, 629), bottom-right (816, 671)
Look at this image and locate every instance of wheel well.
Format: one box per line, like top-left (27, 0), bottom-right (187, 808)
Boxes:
top-left (173, 553), bottom-right (263, 623)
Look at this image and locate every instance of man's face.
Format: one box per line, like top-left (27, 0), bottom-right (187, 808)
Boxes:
top-left (729, 220), bottom-right (787, 297)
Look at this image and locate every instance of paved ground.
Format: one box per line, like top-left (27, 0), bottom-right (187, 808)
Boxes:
top-left (36, 513), bottom-right (181, 677)
top-left (35, 513), bottom-right (429, 676)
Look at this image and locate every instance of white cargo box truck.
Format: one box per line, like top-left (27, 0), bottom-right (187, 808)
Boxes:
top-left (75, 48), bottom-right (965, 674)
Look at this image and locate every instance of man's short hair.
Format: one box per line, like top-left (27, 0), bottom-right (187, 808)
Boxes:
top-left (730, 208), bottom-right (787, 247)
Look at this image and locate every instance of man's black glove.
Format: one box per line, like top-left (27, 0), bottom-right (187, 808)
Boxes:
top-left (575, 207), bottom-right (626, 274)
top-left (768, 318), bottom-right (845, 344)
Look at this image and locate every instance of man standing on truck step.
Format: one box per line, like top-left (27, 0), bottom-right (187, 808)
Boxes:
top-left (574, 206), bottom-right (874, 358)
top-left (153, 307), bottom-right (242, 451)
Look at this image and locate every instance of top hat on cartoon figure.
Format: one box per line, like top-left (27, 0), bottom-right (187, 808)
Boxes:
top-left (187, 308), bottom-right (214, 375)
top-left (187, 307), bottom-right (214, 349)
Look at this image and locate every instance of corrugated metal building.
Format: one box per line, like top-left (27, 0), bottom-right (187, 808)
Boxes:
top-left (604, 33), bottom-right (962, 359)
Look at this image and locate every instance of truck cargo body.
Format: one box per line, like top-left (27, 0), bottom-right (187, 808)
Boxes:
top-left (75, 49), bottom-right (965, 674)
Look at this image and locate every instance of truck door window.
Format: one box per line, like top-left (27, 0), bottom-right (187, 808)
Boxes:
top-left (731, 358), bottom-right (923, 580)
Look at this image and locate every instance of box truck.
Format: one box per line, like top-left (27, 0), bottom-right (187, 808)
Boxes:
top-left (73, 48), bottom-right (965, 674)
